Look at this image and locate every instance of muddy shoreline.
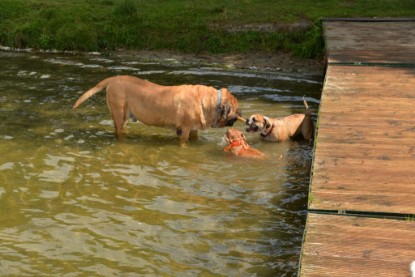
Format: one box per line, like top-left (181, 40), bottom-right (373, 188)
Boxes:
top-left (1, 45), bottom-right (325, 79)
top-left (113, 50), bottom-right (325, 79)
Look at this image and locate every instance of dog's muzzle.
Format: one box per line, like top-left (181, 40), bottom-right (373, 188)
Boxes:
top-left (225, 109), bottom-right (242, 126)
top-left (225, 116), bottom-right (238, 126)
top-left (246, 125), bottom-right (259, 132)
top-left (245, 118), bottom-right (259, 132)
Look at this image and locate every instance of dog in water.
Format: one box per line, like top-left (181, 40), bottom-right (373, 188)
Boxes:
top-left (223, 128), bottom-right (266, 159)
top-left (245, 97), bottom-right (314, 142)
top-left (73, 75), bottom-right (241, 145)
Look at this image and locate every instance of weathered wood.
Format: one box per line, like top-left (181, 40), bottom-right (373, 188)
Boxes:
top-left (323, 20), bottom-right (415, 64)
top-left (311, 64), bottom-right (415, 214)
top-left (300, 213), bottom-right (415, 277)
top-left (300, 19), bottom-right (415, 277)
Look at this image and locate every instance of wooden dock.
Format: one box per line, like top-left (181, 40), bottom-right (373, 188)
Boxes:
top-left (299, 19), bottom-right (415, 276)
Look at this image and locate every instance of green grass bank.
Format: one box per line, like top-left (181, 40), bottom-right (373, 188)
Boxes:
top-left (0, 0), bottom-right (413, 58)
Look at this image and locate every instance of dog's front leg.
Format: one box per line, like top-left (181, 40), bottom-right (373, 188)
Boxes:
top-left (176, 127), bottom-right (190, 146)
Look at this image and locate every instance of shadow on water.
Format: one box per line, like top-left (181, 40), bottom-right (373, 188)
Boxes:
top-left (0, 51), bottom-right (321, 276)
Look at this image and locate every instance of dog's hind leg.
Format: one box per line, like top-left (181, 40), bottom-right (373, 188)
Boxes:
top-left (301, 115), bottom-right (314, 140)
top-left (113, 112), bottom-right (127, 139)
top-left (108, 103), bottom-right (127, 139)
top-left (106, 89), bottom-right (129, 139)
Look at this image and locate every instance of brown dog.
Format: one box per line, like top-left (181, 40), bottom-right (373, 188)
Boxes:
top-left (224, 128), bottom-right (266, 159)
top-left (73, 75), bottom-right (241, 144)
top-left (245, 99), bottom-right (314, 142)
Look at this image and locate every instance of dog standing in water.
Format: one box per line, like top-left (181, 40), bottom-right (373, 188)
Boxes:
top-left (73, 75), bottom-right (241, 145)
top-left (224, 128), bottom-right (266, 159)
top-left (245, 97), bottom-right (314, 142)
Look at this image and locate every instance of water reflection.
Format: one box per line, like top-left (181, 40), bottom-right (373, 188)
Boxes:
top-left (0, 51), bottom-right (321, 276)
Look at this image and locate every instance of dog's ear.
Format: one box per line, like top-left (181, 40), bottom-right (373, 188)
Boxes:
top-left (263, 117), bottom-right (271, 129)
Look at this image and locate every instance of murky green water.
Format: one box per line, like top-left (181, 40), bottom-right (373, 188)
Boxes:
top-left (0, 51), bottom-right (321, 276)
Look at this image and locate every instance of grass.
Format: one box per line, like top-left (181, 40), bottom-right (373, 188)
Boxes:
top-left (0, 0), bottom-right (414, 58)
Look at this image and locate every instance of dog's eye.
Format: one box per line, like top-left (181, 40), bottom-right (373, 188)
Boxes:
top-left (252, 118), bottom-right (257, 122)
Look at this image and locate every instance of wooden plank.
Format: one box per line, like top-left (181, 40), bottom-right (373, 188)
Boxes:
top-left (328, 52), bottom-right (415, 62)
top-left (310, 64), bottom-right (415, 214)
top-left (313, 142), bottom-right (415, 161)
top-left (316, 134), bottom-right (414, 146)
top-left (322, 67), bottom-right (415, 97)
top-left (301, 19), bottom-right (415, 277)
top-left (323, 20), bottom-right (415, 64)
top-left (300, 213), bottom-right (415, 277)
top-left (318, 118), bottom-right (415, 129)
top-left (316, 128), bottom-right (415, 143)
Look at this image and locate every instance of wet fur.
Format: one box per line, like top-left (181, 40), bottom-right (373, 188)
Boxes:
top-left (246, 100), bottom-right (314, 142)
top-left (73, 75), bottom-right (240, 145)
top-left (224, 128), bottom-right (265, 159)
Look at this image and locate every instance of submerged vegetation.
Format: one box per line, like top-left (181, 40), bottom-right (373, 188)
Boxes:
top-left (0, 0), bottom-right (413, 58)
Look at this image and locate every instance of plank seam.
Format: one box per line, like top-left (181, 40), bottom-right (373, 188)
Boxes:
top-left (307, 208), bottom-right (415, 221)
top-left (327, 62), bottom-right (415, 67)
top-left (323, 17), bottom-right (415, 23)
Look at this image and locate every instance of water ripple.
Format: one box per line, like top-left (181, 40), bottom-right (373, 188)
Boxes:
top-left (0, 51), bottom-right (319, 276)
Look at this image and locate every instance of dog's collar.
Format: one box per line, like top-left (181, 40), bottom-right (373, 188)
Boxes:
top-left (260, 123), bottom-right (275, 138)
top-left (212, 89), bottom-right (222, 128)
top-left (224, 139), bottom-right (248, 155)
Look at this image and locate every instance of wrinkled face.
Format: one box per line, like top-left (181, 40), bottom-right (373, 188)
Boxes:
top-left (216, 89), bottom-right (241, 128)
top-left (245, 114), bottom-right (266, 133)
top-left (225, 128), bottom-right (246, 143)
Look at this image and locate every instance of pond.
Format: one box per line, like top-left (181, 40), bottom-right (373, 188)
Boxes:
top-left (0, 51), bottom-right (321, 276)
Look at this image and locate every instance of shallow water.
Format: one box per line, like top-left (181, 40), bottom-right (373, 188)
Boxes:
top-left (0, 51), bottom-right (321, 276)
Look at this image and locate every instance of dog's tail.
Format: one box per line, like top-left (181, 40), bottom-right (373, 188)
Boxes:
top-left (72, 77), bottom-right (115, 109)
top-left (303, 95), bottom-right (312, 116)
top-left (303, 95), bottom-right (309, 110)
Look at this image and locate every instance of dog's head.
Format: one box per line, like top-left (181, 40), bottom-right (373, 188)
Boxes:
top-left (215, 89), bottom-right (241, 128)
top-left (245, 114), bottom-right (271, 133)
top-left (225, 127), bottom-right (247, 144)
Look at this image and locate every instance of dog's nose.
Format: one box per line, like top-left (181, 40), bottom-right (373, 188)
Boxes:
top-left (245, 119), bottom-right (249, 124)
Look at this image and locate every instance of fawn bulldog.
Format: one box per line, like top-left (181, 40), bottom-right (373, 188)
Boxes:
top-left (223, 128), bottom-right (266, 159)
top-left (245, 99), bottom-right (314, 142)
top-left (73, 75), bottom-right (241, 145)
